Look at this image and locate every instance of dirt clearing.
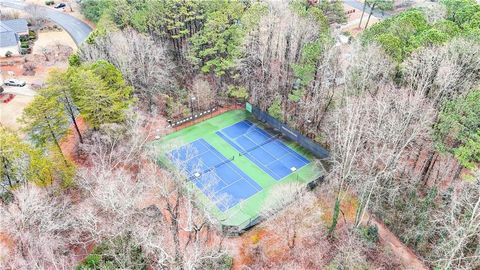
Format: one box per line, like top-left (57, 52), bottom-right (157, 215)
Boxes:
top-left (33, 30), bottom-right (77, 55)
top-left (0, 95), bottom-right (34, 130)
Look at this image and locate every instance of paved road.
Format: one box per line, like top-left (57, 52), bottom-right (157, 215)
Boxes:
top-left (344, 0), bottom-right (392, 20)
top-left (0, 0), bottom-right (92, 45)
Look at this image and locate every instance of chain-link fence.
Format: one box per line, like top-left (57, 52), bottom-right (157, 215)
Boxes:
top-left (221, 174), bottom-right (325, 235)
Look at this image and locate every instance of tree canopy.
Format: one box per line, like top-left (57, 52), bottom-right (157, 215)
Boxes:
top-left (434, 89), bottom-right (480, 169)
top-left (0, 128), bottom-right (54, 189)
top-left (362, 1), bottom-right (480, 61)
top-left (70, 60), bottom-right (134, 129)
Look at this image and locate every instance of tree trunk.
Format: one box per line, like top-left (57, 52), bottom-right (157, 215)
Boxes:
top-left (358, 2), bottom-right (368, 28)
top-left (412, 144), bottom-right (423, 171)
top-left (453, 163), bottom-right (463, 181)
top-left (420, 151), bottom-right (435, 185)
top-left (328, 197), bottom-right (341, 237)
top-left (62, 91), bottom-right (83, 143)
top-left (71, 114), bottom-right (83, 144)
top-left (169, 195), bottom-right (183, 269)
top-left (288, 224), bottom-right (297, 249)
top-left (365, 3), bottom-right (376, 29)
top-left (424, 153), bottom-right (438, 186)
top-left (46, 119), bottom-right (68, 166)
top-left (2, 156), bottom-right (13, 187)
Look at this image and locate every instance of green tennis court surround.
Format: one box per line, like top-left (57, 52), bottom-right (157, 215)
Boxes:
top-left (151, 110), bottom-right (325, 233)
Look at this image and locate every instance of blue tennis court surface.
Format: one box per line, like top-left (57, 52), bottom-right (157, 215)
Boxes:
top-left (168, 139), bottom-right (262, 211)
top-left (216, 120), bottom-right (310, 180)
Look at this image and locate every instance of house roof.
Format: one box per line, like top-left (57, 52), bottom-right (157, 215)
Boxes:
top-left (0, 19), bottom-right (27, 48)
top-left (0, 19), bottom-right (28, 34)
top-left (0, 31), bottom-right (19, 47)
top-left (0, 22), bottom-right (14, 33)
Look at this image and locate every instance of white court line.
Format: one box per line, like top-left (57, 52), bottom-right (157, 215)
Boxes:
top-left (202, 141), bottom-right (243, 186)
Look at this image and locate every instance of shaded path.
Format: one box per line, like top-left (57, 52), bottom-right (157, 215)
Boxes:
top-left (369, 217), bottom-right (429, 270)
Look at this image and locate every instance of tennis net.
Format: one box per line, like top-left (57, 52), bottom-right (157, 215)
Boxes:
top-left (239, 134), bottom-right (280, 156)
top-left (188, 156), bottom-right (235, 180)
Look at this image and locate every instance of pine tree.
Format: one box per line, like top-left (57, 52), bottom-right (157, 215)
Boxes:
top-left (189, 0), bottom-right (253, 76)
top-left (434, 89), bottom-right (480, 170)
top-left (45, 69), bottom-right (84, 143)
top-left (20, 93), bottom-right (70, 164)
top-left (70, 60), bottom-right (134, 129)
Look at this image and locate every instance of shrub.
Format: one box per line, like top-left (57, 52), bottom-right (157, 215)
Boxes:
top-left (28, 30), bottom-right (36, 40)
top-left (359, 225), bottom-right (379, 243)
top-left (68, 53), bottom-right (81, 67)
top-left (76, 254), bottom-right (101, 269)
top-left (45, 0), bottom-right (54, 5)
top-left (250, 232), bottom-right (261, 244)
top-left (76, 237), bottom-right (147, 269)
top-left (0, 190), bottom-right (13, 204)
top-left (199, 254), bottom-right (233, 270)
top-left (227, 85), bottom-right (248, 101)
top-left (165, 94), bottom-right (190, 119)
top-left (267, 97), bottom-right (283, 121)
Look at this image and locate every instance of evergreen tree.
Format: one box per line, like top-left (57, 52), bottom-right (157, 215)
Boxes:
top-left (45, 69), bottom-right (84, 143)
top-left (434, 89), bottom-right (480, 169)
top-left (70, 60), bottom-right (134, 129)
top-left (189, 0), bottom-right (245, 76)
top-left (189, 0), bottom-right (265, 77)
top-left (20, 93), bottom-right (70, 164)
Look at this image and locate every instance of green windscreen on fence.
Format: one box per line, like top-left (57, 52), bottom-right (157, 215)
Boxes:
top-left (245, 102), bottom-right (252, 113)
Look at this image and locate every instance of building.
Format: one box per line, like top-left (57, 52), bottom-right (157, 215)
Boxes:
top-left (0, 19), bottom-right (29, 57)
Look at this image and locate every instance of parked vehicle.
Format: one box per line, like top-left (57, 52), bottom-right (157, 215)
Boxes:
top-left (0, 86), bottom-right (4, 93)
top-left (54, 3), bottom-right (66, 8)
top-left (3, 79), bottom-right (26, 87)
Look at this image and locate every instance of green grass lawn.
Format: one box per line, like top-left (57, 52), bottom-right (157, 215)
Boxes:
top-left (151, 110), bottom-right (325, 230)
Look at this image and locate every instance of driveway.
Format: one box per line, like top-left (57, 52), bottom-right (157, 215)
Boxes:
top-left (0, 0), bottom-right (92, 45)
top-left (3, 85), bottom-right (36, 97)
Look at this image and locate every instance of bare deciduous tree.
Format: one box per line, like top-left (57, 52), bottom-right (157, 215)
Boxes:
top-left (431, 171), bottom-right (480, 269)
top-left (79, 28), bottom-right (176, 112)
top-left (329, 230), bottom-right (369, 269)
top-left (74, 114), bottom-right (228, 269)
top-left (239, 0), bottom-right (320, 111)
top-left (403, 38), bottom-right (480, 106)
top-left (345, 42), bottom-right (395, 96)
top-left (296, 44), bottom-right (344, 134)
top-left (261, 182), bottom-right (322, 250)
top-left (325, 87), bottom-right (435, 233)
top-left (190, 76), bottom-right (216, 111)
top-left (24, 4), bottom-right (46, 29)
top-left (418, 2), bottom-right (447, 24)
top-left (0, 186), bottom-right (75, 269)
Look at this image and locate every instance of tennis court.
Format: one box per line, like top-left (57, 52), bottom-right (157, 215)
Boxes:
top-left (169, 139), bottom-right (262, 211)
top-left (153, 110), bottom-right (324, 231)
top-left (216, 120), bottom-right (310, 180)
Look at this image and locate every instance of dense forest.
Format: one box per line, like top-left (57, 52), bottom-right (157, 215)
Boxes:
top-left (1, 0), bottom-right (479, 269)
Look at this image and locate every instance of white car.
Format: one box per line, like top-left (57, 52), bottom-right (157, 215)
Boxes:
top-left (3, 79), bottom-right (26, 87)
